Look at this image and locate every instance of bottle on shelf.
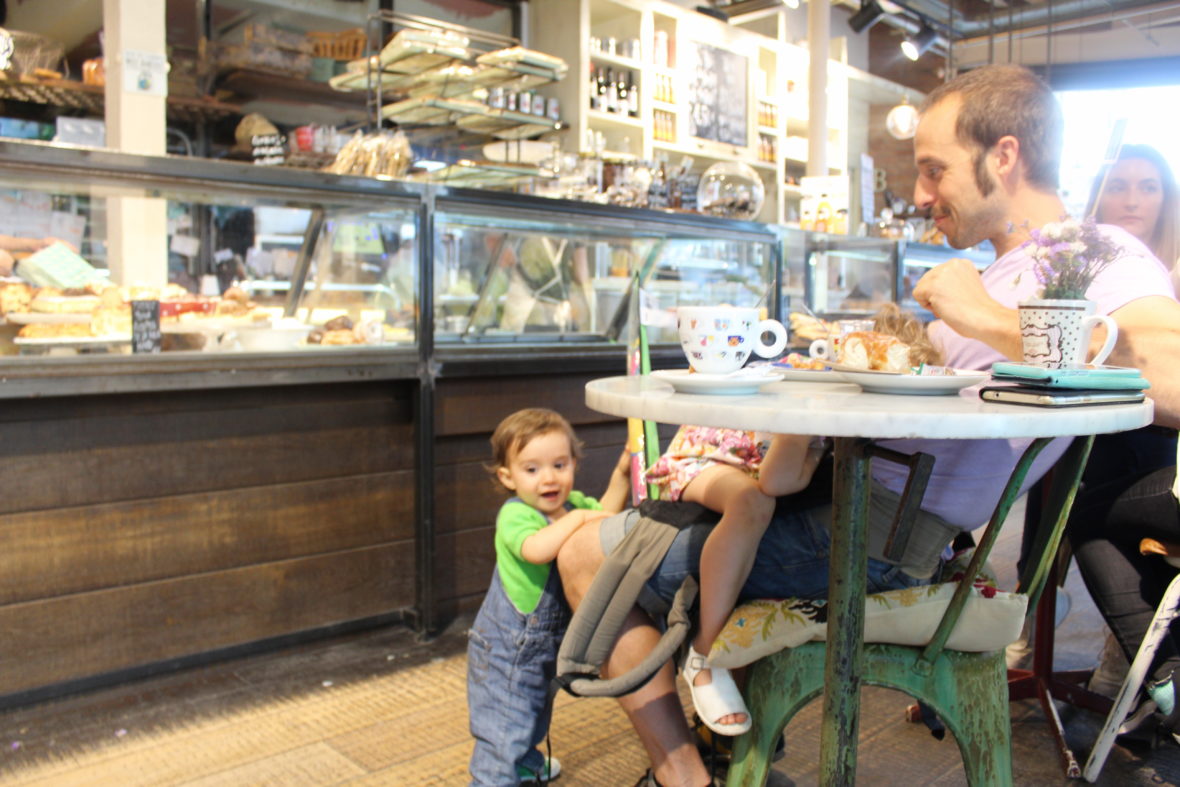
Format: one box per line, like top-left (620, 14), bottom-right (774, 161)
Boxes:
top-left (617, 71), bottom-right (629, 115)
top-left (627, 71), bottom-right (639, 117)
top-left (589, 64), bottom-right (600, 111)
top-left (815, 194), bottom-right (833, 233)
top-left (605, 68), bottom-right (619, 114)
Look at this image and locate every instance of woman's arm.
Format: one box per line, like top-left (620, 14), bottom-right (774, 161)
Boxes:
top-left (520, 508), bottom-right (611, 565)
top-left (597, 448), bottom-right (632, 514)
top-left (757, 434), bottom-right (826, 497)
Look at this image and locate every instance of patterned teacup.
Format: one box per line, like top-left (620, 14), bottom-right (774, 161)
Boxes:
top-left (677, 306), bottom-right (787, 375)
top-left (1018, 299), bottom-right (1118, 368)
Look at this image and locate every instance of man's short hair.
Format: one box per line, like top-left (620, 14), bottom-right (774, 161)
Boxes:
top-left (922, 64), bottom-right (1063, 194)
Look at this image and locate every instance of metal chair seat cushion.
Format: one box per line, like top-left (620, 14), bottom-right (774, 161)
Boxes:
top-left (708, 550), bottom-right (1028, 669)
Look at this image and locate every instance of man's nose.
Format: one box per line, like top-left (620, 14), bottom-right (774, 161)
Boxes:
top-left (914, 180), bottom-right (934, 209)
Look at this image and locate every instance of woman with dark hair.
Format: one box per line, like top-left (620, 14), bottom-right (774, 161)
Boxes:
top-left (1070, 144), bottom-right (1180, 742)
top-left (1090, 143), bottom-right (1180, 284)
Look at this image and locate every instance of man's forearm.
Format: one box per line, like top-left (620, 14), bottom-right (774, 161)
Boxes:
top-left (1107, 297), bottom-right (1180, 428)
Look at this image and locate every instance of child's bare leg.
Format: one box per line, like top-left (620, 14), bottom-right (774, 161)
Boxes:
top-left (681, 465), bottom-right (776, 728)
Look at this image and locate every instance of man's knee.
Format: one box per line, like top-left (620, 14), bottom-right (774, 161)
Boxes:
top-left (557, 521), bottom-right (605, 610)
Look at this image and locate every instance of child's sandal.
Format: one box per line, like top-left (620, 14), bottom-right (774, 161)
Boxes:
top-left (682, 646), bottom-right (751, 736)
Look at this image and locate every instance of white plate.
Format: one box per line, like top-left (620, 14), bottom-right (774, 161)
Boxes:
top-left (775, 367), bottom-right (843, 383)
top-left (14, 334), bottom-right (129, 346)
top-left (651, 369), bottom-right (784, 395)
top-left (4, 311), bottom-right (91, 324)
top-left (835, 368), bottom-right (989, 395)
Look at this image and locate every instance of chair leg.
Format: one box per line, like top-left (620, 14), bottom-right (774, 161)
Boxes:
top-left (728, 644), bottom-right (826, 787)
top-left (1082, 571), bottom-right (1180, 782)
top-left (728, 643), bottom-right (1015, 787)
top-left (861, 645), bottom-right (1014, 787)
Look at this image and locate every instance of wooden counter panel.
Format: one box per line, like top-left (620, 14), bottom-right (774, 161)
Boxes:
top-left (0, 544), bottom-right (413, 698)
top-left (434, 374), bottom-right (613, 437)
top-left (0, 386), bottom-right (414, 515)
top-left (0, 472), bottom-right (414, 605)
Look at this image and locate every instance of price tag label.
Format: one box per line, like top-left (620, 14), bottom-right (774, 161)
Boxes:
top-left (131, 300), bottom-right (162, 354)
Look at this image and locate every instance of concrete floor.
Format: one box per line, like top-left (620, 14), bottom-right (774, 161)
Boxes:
top-left (2, 505), bottom-right (1180, 785)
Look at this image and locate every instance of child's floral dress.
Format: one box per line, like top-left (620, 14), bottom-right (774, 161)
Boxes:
top-left (645, 425), bottom-right (769, 500)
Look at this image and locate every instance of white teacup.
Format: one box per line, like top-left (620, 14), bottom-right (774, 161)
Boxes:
top-left (808, 319), bottom-right (875, 361)
top-left (677, 306), bottom-right (787, 375)
top-left (1018, 299), bottom-right (1118, 368)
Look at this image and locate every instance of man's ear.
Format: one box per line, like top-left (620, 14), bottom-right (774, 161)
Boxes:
top-left (497, 466), bottom-right (516, 491)
top-left (993, 135), bottom-right (1021, 182)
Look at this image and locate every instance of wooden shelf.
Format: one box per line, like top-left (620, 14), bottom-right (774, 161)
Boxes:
top-left (217, 69), bottom-right (367, 114)
top-left (0, 74), bottom-right (241, 123)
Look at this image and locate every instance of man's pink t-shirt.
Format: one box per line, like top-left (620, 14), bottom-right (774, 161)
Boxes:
top-left (872, 224), bottom-right (1175, 530)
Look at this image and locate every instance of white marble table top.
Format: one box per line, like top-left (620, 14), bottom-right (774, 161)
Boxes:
top-left (586, 375), bottom-right (1154, 440)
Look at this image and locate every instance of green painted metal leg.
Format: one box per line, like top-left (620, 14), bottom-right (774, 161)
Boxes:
top-left (728, 643), bottom-right (1014, 787)
top-left (729, 645), bottom-right (827, 787)
top-left (823, 437), bottom-right (871, 782)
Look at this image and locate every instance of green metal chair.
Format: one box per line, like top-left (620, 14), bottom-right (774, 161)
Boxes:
top-left (726, 434), bottom-right (1095, 787)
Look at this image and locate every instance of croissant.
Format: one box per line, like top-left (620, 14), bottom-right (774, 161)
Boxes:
top-left (839, 331), bottom-right (912, 373)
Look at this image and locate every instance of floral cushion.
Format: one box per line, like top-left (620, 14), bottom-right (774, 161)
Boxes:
top-left (708, 552), bottom-right (1028, 669)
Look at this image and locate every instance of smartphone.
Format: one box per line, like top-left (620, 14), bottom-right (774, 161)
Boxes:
top-left (980, 385), bottom-right (1146, 407)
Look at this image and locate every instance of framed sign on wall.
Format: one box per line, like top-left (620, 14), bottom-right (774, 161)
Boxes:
top-left (687, 42), bottom-right (748, 148)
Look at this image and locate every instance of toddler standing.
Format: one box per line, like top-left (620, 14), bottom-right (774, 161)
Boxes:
top-left (467, 408), bottom-right (628, 785)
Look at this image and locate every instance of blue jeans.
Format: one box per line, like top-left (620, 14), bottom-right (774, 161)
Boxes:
top-left (467, 566), bottom-right (568, 786)
top-left (601, 500), bottom-right (928, 609)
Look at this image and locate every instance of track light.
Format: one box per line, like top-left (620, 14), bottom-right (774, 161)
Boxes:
top-left (901, 23), bottom-right (937, 60)
top-left (848, 0), bottom-right (885, 34)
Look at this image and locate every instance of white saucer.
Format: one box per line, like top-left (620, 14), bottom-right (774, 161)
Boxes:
top-left (835, 368), bottom-right (989, 395)
top-left (651, 369), bottom-right (784, 395)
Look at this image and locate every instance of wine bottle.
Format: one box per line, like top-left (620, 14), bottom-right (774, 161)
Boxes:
top-left (627, 71), bottom-right (639, 117)
top-left (605, 68), bottom-right (618, 114)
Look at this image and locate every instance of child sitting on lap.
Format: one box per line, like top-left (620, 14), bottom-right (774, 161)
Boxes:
top-left (467, 408), bottom-right (629, 786)
top-left (646, 426), bottom-right (826, 735)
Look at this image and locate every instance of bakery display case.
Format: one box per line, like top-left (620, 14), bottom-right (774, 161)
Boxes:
top-left (798, 231), bottom-right (898, 317)
top-left (898, 240), bottom-right (992, 320)
top-left (432, 191), bottom-right (779, 347)
top-left (0, 141), bottom-right (421, 365)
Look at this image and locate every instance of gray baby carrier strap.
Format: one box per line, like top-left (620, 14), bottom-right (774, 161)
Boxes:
top-left (555, 507), bottom-right (700, 698)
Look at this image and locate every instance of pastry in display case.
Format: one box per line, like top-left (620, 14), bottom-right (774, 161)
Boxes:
top-left (0, 146), bottom-right (420, 358)
top-left (432, 195), bottom-right (777, 344)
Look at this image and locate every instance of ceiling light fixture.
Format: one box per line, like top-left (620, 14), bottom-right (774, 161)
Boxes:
top-left (901, 23), bottom-right (938, 60)
top-left (848, 0), bottom-right (885, 34)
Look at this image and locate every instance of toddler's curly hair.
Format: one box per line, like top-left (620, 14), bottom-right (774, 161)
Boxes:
top-left (872, 302), bottom-right (943, 367)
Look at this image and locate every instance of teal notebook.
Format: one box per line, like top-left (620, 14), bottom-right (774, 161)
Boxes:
top-left (17, 243), bottom-right (102, 289)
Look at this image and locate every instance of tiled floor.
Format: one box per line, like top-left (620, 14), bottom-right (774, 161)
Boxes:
top-left (2, 508), bottom-right (1180, 786)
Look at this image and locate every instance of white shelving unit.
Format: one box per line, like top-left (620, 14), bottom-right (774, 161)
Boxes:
top-left (529, 0), bottom-right (851, 225)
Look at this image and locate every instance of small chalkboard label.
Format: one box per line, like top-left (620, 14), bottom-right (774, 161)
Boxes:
top-left (131, 299), bottom-right (162, 354)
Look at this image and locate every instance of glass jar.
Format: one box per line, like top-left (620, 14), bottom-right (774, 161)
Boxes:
top-left (696, 161), bottom-right (765, 220)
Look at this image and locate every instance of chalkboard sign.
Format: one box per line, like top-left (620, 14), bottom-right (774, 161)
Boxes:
top-left (687, 42), bottom-right (748, 148)
top-left (131, 300), bottom-right (162, 354)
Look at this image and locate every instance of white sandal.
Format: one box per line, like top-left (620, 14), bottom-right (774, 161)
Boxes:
top-left (682, 645), bottom-right (751, 736)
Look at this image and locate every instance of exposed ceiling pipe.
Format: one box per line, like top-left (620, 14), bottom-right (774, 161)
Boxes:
top-left (955, 4), bottom-right (1180, 46)
top-left (891, 0), bottom-right (1180, 39)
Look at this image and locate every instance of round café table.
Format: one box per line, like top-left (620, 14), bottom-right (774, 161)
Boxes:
top-left (585, 374), bottom-right (1153, 784)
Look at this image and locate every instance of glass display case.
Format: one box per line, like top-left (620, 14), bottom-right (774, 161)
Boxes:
top-left (432, 195), bottom-right (779, 346)
top-left (898, 240), bottom-right (993, 320)
top-left (0, 142), bottom-right (421, 359)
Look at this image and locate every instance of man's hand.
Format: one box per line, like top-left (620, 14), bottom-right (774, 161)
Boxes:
top-left (0, 249), bottom-right (14, 277)
top-left (913, 258), bottom-right (1023, 359)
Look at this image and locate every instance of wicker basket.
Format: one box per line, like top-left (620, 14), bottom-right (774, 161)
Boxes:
top-left (307, 29), bottom-right (366, 61)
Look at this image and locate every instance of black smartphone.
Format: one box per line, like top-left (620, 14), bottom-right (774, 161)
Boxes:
top-left (980, 385), bottom-right (1146, 407)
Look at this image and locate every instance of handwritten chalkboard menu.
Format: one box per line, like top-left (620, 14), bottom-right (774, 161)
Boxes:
top-left (131, 300), bottom-right (162, 354)
top-left (687, 42), bottom-right (748, 148)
